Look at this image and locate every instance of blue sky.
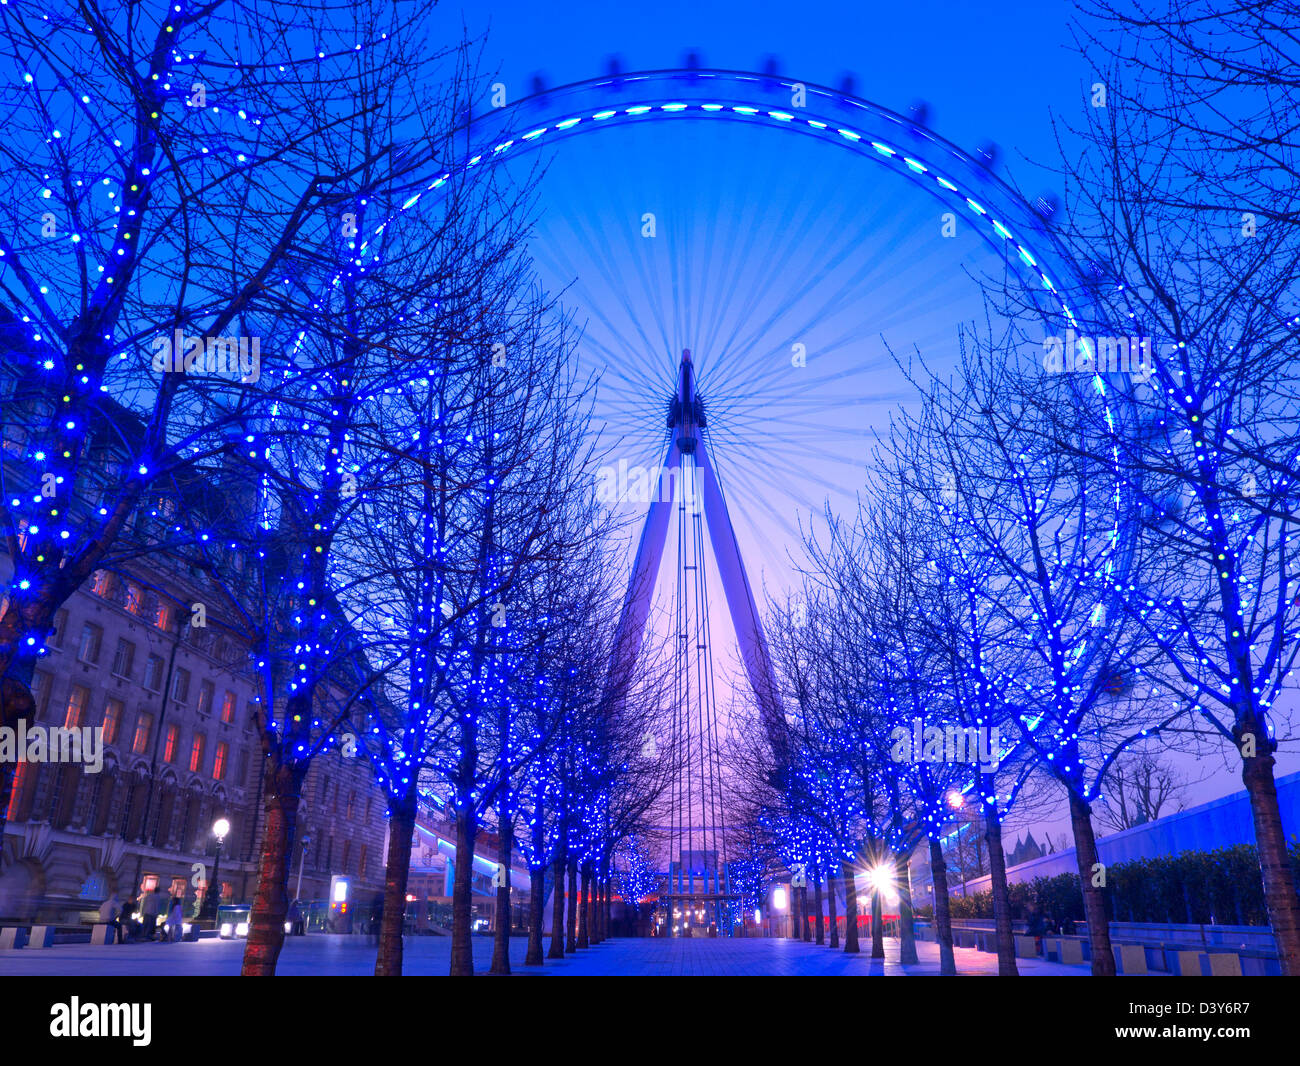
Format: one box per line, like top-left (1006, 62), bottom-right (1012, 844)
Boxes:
top-left (437, 1), bottom-right (1285, 836)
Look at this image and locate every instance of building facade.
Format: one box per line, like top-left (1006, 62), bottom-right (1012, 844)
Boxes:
top-left (0, 549), bottom-right (390, 925)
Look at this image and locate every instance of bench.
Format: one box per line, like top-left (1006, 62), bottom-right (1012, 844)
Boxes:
top-left (89, 923), bottom-right (117, 945)
top-left (1206, 951), bottom-right (1243, 976)
top-left (1014, 934), bottom-right (1039, 958)
top-left (26, 925), bottom-right (54, 949)
top-left (0, 927), bottom-right (28, 950)
top-left (1044, 936), bottom-right (1086, 965)
top-left (1114, 943), bottom-right (1148, 974)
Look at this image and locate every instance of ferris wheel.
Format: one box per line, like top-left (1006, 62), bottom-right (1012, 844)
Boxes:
top-left (378, 64), bottom-right (1132, 923)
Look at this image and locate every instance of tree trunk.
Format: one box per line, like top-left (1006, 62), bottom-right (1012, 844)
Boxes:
top-left (788, 881), bottom-right (801, 939)
top-left (489, 826), bottom-right (513, 975)
top-left (566, 861), bottom-right (578, 952)
top-left (814, 879), bottom-right (825, 944)
top-left (895, 850), bottom-right (918, 965)
top-left (525, 866), bottom-right (546, 966)
top-left (548, 854), bottom-right (566, 959)
top-left (374, 795), bottom-right (416, 976)
top-left (577, 865), bottom-right (591, 948)
top-left (590, 878), bottom-right (603, 944)
top-left (842, 863), bottom-right (860, 953)
top-left (929, 837), bottom-right (957, 976)
top-left (984, 806), bottom-right (1020, 976)
top-left (801, 885), bottom-right (812, 940)
top-left (827, 873), bottom-right (839, 948)
top-left (1242, 747), bottom-right (1300, 975)
top-left (241, 760), bottom-right (306, 976)
top-left (1068, 790), bottom-right (1116, 976)
top-left (449, 805), bottom-right (477, 976)
top-left (604, 877), bottom-right (613, 938)
top-left (870, 883), bottom-right (884, 958)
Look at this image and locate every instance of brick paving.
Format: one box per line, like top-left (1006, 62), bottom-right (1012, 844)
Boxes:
top-left (0, 932), bottom-right (1088, 976)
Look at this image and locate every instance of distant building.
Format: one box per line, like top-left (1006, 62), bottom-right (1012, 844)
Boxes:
top-left (0, 375), bottom-right (388, 924)
top-left (0, 547), bottom-right (390, 923)
top-left (1005, 831), bottom-right (1045, 867)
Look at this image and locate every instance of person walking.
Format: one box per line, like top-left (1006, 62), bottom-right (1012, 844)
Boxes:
top-left (167, 895), bottom-right (185, 943)
top-left (288, 899), bottom-right (304, 936)
top-left (141, 886), bottom-right (164, 942)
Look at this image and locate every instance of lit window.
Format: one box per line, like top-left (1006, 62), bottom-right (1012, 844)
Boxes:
top-left (220, 690), bottom-right (236, 724)
top-left (164, 724), bottom-right (179, 764)
top-left (213, 741), bottom-right (228, 781)
top-left (64, 685), bottom-right (90, 729)
top-left (132, 713), bottom-right (154, 755)
top-left (155, 602), bottom-right (171, 631)
top-left (189, 734), bottom-right (205, 774)
top-left (91, 570), bottom-right (115, 598)
top-left (124, 583), bottom-right (145, 615)
top-left (102, 699), bottom-right (123, 744)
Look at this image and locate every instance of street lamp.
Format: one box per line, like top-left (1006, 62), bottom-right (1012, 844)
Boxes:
top-left (200, 817), bottom-right (231, 923)
top-left (295, 833), bottom-right (312, 902)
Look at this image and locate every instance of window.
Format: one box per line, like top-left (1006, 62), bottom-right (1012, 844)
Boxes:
top-left (6, 762), bottom-right (35, 821)
top-left (171, 668), bottom-right (190, 704)
top-left (346, 790), bottom-right (355, 820)
top-left (213, 741), bottom-right (228, 781)
top-left (143, 655), bottom-right (164, 692)
top-left (124, 583), bottom-right (145, 615)
top-left (77, 622), bottom-right (103, 665)
top-left (2, 423), bottom-right (26, 456)
top-left (102, 698), bottom-right (123, 744)
top-left (163, 724), bottom-right (180, 764)
top-left (111, 638), bottom-right (135, 680)
top-left (358, 843), bottom-right (368, 879)
top-left (236, 748), bottom-right (250, 787)
top-left (197, 680), bottom-right (214, 716)
top-left (63, 685), bottom-right (90, 729)
top-left (189, 733), bottom-right (205, 774)
top-left (319, 774), bottom-right (330, 807)
top-left (220, 690), bottom-right (236, 724)
top-left (30, 670), bottom-right (51, 718)
top-left (131, 713), bottom-right (154, 755)
top-left (91, 570), bottom-right (115, 598)
top-left (341, 839), bottom-right (351, 871)
top-left (49, 609), bottom-right (69, 648)
top-left (155, 602), bottom-right (172, 631)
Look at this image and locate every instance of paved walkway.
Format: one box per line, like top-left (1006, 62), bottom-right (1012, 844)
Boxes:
top-left (0, 933), bottom-right (1087, 976)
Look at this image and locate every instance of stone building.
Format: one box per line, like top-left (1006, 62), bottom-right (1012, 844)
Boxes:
top-left (0, 379), bottom-right (390, 925)
top-left (0, 545), bottom-right (391, 923)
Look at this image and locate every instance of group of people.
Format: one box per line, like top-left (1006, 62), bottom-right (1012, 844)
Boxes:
top-left (97, 886), bottom-right (186, 943)
top-left (1025, 909), bottom-right (1076, 950)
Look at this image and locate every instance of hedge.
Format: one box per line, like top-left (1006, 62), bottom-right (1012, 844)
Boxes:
top-left (934, 839), bottom-right (1300, 927)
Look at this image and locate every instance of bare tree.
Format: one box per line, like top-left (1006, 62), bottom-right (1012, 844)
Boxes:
top-left (1096, 749), bottom-right (1191, 833)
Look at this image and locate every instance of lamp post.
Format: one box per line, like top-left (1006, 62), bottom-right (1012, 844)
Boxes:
top-left (200, 817), bottom-right (231, 923)
top-left (296, 834), bottom-right (312, 902)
